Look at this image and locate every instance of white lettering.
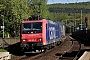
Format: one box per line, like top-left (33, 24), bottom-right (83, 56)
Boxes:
top-left (49, 27), bottom-right (56, 39)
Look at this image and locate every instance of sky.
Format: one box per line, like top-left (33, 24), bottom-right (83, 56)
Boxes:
top-left (47, 0), bottom-right (90, 4)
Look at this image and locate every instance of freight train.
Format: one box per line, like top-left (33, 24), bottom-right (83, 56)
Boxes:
top-left (20, 16), bottom-right (65, 53)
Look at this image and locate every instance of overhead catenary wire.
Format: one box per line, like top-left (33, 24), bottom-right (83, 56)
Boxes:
top-left (66, 0), bottom-right (79, 8)
top-left (27, 0), bottom-right (33, 4)
top-left (52, 0), bottom-right (54, 3)
top-left (67, 0), bottom-right (78, 3)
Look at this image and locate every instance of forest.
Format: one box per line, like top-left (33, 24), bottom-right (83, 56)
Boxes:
top-left (0, 0), bottom-right (90, 37)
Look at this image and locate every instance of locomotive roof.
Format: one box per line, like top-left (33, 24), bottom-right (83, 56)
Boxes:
top-left (46, 20), bottom-right (56, 24)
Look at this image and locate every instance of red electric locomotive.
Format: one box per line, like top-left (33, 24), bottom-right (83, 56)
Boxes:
top-left (20, 16), bottom-right (65, 53)
top-left (20, 18), bottom-right (48, 52)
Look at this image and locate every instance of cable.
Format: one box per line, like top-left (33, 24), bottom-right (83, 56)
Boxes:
top-left (52, 0), bottom-right (54, 3)
top-left (67, 0), bottom-right (70, 3)
top-left (76, 0), bottom-right (78, 3)
top-left (27, 0), bottom-right (33, 4)
top-left (67, 0), bottom-right (78, 3)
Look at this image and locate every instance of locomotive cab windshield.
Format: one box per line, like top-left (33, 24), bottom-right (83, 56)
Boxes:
top-left (22, 22), bottom-right (42, 34)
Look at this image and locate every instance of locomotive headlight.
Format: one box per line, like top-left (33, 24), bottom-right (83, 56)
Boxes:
top-left (23, 39), bottom-right (26, 42)
top-left (38, 38), bottom-right (42, 41)
top-left (22, 39), bottom-right (27, 43)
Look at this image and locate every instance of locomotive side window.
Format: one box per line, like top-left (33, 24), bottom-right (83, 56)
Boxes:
top-left (22, 22), bottom-right (42, 34)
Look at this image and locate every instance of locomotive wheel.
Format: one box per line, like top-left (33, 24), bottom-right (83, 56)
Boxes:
top-left (57, 41), bottom-right (61, 46)
top-left (46, 45), bottom-right (50, 50)
top-left (49, 44), bottom-right (52, 49)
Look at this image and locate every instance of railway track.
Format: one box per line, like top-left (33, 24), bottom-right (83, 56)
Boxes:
top-left (61, 34), bottom-right (90, 60)
top-left (9, 36), bottom-right (72, 60)
top-left (8, 35), bottom-right (89, 60)
top-left (60, 37), bottom-right (81, 60)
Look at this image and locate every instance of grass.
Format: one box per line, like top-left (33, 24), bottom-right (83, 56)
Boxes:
top-left (0, 48), bottom-right (19, 59)
top-left (0, 49), bottom-right (7, 52)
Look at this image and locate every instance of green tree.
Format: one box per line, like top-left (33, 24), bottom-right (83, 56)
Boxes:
top-left (28, 0), bottom-right (50, 19)
top-left (0, 0), bottom-right (31, 37)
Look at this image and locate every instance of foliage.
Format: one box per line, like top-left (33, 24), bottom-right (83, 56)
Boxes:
top-left (48, 2), bottom-right (90, 8)
top-left (0, 0), bottom-right (31, 37)
top-left (28, 0), bottom-right (50, 18)
top-left (48, 2), bottom-right (90, 32)
top-left (0, 0), bottom-right (50, 37)
top-left (48, 2), bottom-right (90, 22)
top-left (0, 0), bottom-right (90, 37)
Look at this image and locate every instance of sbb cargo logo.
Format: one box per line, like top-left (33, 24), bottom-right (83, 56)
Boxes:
top-left (49, 27), bottom-right (56, 39)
